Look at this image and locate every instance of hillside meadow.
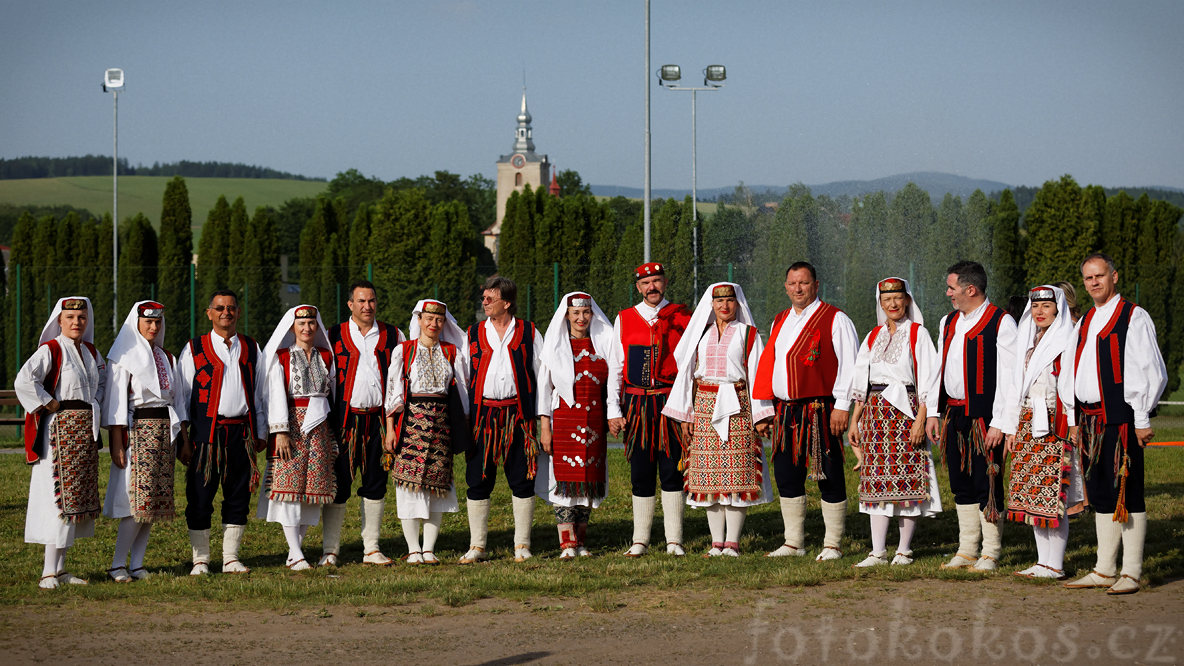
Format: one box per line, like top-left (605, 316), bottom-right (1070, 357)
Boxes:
top-left (0, 176), bottom-right (326, 238)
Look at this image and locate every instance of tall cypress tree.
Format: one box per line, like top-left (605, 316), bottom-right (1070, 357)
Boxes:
top-left (1024, 175), bottom-right (1099, 287)
top-left (989, 189), bottom-right (1023, 303)
top-left (6, 212), bottom-right (37, 377)
top-left (159, 176), bottom-right (194, 351)
top-left (118, 213), bottom-right (158, 312)
top-left (426, 200), bottom-right (482, 328)
top-left (245, 206), bottom-right (282, 334)
top-left (843, 192), bottom-right (889, 334)
top-left (368, 188), bottom-right (431, 325)
top-left (197, 195), bottom-right (231, 302)
top-left (496, 187), bottom-right (537, 295)
top-left (226, 196), bottom-right (249, 294)
top-left (89, 215), bottom-right (116, 350)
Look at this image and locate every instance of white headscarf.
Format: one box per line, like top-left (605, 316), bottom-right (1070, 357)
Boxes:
top-left (408, 299), bottom-right (466, 350)
top-left (263, 304), bottom-right (333, 434)
top-left (1013, 284), bottom-right (1074, 437)
top-left (874, 277), bottom-right (924, 326)
top-left (107, 300), bottom-right (168, 401)
top-left (668, 282), bottom-right (756, 440)
top-left (40, 296), bottom-right (95, 345)
top-left (540, 291), bottom-right (614, 409)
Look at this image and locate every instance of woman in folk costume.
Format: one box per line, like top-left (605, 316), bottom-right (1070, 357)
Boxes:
top-left (15, 296), bottom-right (106, 589)
top-left (258, 304), bottom-right (338, 570)
top-left (101, 301), bottom-right (184, 582)
top-left (383, 300), bottom-right (471, 565)
top-left (846, 278), bottom-right (942, 567)
top-left (1000, 284), bottom-right (1083, 580)
top-left (535, 292), bottom-right (614, 559)
top-left (663, 283), bottom-right (773, 557)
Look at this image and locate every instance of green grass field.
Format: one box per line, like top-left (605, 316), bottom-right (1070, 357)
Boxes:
top-left (0, 421), bottom-right (1180, 609)
top-left (0, 176), bottom-right (326, 236)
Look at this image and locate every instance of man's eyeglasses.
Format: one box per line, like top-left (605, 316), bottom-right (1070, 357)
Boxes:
top-left (481, 296), bottom-right (503, 304)
top-left (209, 305), bottom-right (238, 312)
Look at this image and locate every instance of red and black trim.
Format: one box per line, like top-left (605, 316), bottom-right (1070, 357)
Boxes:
top-left (23, 338), bottom-right (99, 464)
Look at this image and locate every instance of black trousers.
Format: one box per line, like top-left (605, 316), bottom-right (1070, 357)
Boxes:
top-left (623, 391), bottom-right (685, 497)
top-left (466, 405), bottom-right (535, 500)
top-left (770, 399), bottom-right (847, 503)
top-left (333, 410), bottom-right (388, 503)
top-left (1084, 423), bottom-right (1145, 514)
top-left (942, 405), bottom-right (1004, 511)
top-left (185, 422), bottom-right (254, 530)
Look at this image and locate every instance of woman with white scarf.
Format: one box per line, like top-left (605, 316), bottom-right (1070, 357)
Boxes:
top-left (383, 300), bottom-right (470, 565)
top-left (15, 296), bottom-right (106, 588)
top-left (663, 283), bottom-right (773, 557)
top-left (1001, 284), bottom-right (1082, 580)
top-left (259, 304), bottom-right (337, 570)
top-left (535, 292), bottom-right (614, 559)
top-left (102, 301), bottom-right (183, 582)
top-left (847, 278), bottom-right (942, 567)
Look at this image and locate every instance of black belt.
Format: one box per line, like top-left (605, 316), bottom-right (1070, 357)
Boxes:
top-left (869, 384), bottom-right (915, 392)
top-left (58, 400), bottom-right (91, 411)
top-left (134, 407), bottom-right (170, 419)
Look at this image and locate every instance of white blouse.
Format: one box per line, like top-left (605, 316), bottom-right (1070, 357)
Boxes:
top-left (267, 346), bottom-right (332, 435)
top-left (384, 342), bottom-right (470, 416)
top-left (15, 334), bottom-right (107, 441)
top-left (850, 320), bottom-right (939, 420)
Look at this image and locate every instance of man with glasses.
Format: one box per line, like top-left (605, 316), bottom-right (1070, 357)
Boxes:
top-left (323, 280), bottom-right (405, 566)
top-left (460, 276), bottom-right (543, 563)
top-left (177, 289), bottom-right (268, 575)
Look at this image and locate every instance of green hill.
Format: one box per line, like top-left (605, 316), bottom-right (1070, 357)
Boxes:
top-left (0, 176), bottom-right (326, 240)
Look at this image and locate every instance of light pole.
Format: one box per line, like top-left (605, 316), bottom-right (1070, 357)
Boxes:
top-left (102, 68), bottom-right (124, 332)
top-left (658, 64), bottom-right (725, 296)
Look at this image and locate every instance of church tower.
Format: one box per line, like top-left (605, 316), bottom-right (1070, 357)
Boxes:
top-left (489, 89), bottom-right (550, 256)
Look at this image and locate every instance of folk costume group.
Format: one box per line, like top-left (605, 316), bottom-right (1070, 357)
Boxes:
top-left (15, 254), bottom-right (1167, 596)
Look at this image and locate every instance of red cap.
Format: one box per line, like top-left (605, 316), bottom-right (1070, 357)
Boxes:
top-left (634, 262), bottom-right (665, 280)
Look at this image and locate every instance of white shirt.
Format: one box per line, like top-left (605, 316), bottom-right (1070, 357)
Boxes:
top-left (605, 299), bottom-right (671, 420)
top-left (347, 318), bottom-right (385, 409)
top-left (849, 319), bottom-right (939, 420)
top-left (176, 331), bottom-right (268, 440)
top-left (385, 341), bottom-right (471, 416)
top-left (934, 299), bottom-right (1018, 430)
top-left (1071, 294), bottom-right (1167, 430)
top-left (769, 299), bottom-right (858, 410)
top-left (478, 318), bottom-right (544, 400)
top-left (15, 334), bottom-right (107, 441)
top-left (102, 346), bottom-right (182, 429)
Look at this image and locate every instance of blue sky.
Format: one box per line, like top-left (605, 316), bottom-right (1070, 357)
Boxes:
top-left (2, 0), bottom-right (1182, 190)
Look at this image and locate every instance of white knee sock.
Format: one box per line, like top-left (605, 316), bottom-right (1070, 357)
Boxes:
top-left (423, 513), bottom-right (443, 552)
top-left (55, 547), bottom-right (66, 574)
top-left (897, 517), bottom-right (917, 553)
top-left (724, 506), bottom-right (747, 545)
top-left (282, 525), bottom-right (304, 563)
top-left (129, 523), bottom-right (152, 571)
top-left (706, 504), bottom-right (726, 544)
top-left (298, 524), bottom-right (309, 542)
top-left (869, 514), bottom-right (890, 554)
top-left (402, 518), bottom-right (423, 553)
top-left (1046, 518), bottom-right (1069, 571)
top-left (1033, 524), bottom-right (1050, 565)
top-left (112, 517), bottom-right (138, 569)
top-left (42, 545), bottom-right (59, 577)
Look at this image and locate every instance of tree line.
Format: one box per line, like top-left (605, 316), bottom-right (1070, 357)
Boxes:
top-left (2, 171), bottom-right (1180, 396)
top-left (0, 155), bottom-right (321, 181)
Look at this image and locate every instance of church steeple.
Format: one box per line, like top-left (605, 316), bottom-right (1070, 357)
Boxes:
top-left (513, 88), bottom-right (536, 153)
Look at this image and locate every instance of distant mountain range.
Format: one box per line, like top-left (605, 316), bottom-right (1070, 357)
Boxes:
top-left (591, 171), bottom-right (1016, 202)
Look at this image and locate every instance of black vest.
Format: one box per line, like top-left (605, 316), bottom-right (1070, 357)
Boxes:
top-left (467, 318), bottom-right (538, 421)
top-left (939, 304), bottom-right (1008, 419)
top-left (186, 333), bottom-right (259, 444)
top-left (1076, 299), bottom-right (1136, 425)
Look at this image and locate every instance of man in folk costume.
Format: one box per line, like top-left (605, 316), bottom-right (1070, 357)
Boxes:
top-left (177, 290), bottom-right (267, 575)
top-left (923, 261), bottom-right (1018, 571)
top-left (753, 262), bottom-right (858, 560)
top-left (460, 276), bottom-right (544, 564)
top-left (606, 262), bottom-right (693, 557)
top-left (15, 297), bottom-right (106, 588)
top-left (324, 280), bottom-right (406, 566)
top-left (1064, 254), bottom-right (1166, 595)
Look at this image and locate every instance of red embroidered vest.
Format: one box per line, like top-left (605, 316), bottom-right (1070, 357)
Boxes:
top-left (618, 303), bottom-right (691, 387)
top-left (753, 302), bottom-right (840, 401)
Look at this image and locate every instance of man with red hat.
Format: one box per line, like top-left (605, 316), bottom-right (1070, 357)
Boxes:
top-left (606, 262), bottom-right (692, 556)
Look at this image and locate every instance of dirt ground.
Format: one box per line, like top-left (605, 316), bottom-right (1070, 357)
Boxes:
top-left (2, 578), bottom-right (1181, 665)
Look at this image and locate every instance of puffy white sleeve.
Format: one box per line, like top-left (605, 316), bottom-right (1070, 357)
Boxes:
top-left (14, 344), bottom-right (55, 413)
top-left (267, 355), bottom-right (289, 434)
top-left (1126, 308), bottom-right (1168, 429)
top-left (914, 326), bottom-right (940, 416)
top-left (849, 332), bottom-right (874, 404)
top-left (989, 314), bottom-right (1019, 432)
top-left (384, 345), bottom-right (406, 417)
top-left (831, 311), bottom-right (859, 411)
top-left (536, 358), bottom-right (556, 419)
top-left (747, 327), bottom-right (774, 423)
top-left (252, 342), bottom-right (270, 440)
top-left (929, 314), bottom-right (950, 418)
top-left (452, 348), bottom-right (470, 417)
top-left (605, 315), bottom-right (625, 420)
top-left (102, 362), bottom-right (132, 429)
top-left (176, 343), bottom-right (196, 423)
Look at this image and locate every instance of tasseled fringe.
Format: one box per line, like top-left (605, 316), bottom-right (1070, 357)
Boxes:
top-left (1080, 412), bottom-right (1104, 481)
top-left (198, 427), bottom-right (260, 492)
top-left (685, 489), bottom-right (763, 503)
top-left (1006, 510), bottom-right (1062, 529)
top-left (1113, 423), bottom-right (1131, 523)
top-left (623, 393), bottom-right (678, 465)
top-left (555, 480), bottom-right (606, 499)
top-left (801, 401), bottom-right (827, 481)
top-left (394, 479), bottom-right (452, 497)
top-left (473, 405), bottom-right (538, 479)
